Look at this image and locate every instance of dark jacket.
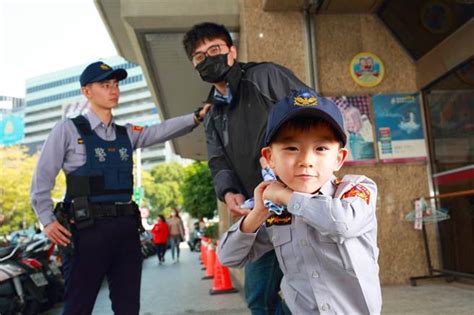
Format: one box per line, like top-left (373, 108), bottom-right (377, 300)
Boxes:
top-left (204, 62), bottom-right (307, 200)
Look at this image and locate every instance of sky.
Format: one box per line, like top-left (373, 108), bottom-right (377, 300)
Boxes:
top-left (0, 0), bottom-right (116, 98)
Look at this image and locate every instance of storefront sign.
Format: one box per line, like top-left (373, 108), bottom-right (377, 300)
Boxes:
top-left (373, 93), bottom-right (427, 163)
top-left (349, 52), bottom-right (384, 87)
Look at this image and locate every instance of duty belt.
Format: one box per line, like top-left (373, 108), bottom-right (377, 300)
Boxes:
top-left (89, 203), bottom-right (137, 218)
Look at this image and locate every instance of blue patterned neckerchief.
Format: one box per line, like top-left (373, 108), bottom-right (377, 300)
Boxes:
top-left (240, 167), bottom-right (287, 215)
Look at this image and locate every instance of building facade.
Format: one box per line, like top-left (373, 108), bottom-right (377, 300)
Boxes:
top-left (95, 0), bottom-right (473, 285)
top-left (23, 56), bottom-right (187, 169)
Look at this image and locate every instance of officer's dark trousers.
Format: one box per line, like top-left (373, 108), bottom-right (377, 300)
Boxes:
top-left (62, 216), bottom-right (143, 315)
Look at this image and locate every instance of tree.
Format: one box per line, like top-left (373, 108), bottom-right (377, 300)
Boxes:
top-left (181, 161), bottom-right (216, 219)
top-left (0, 145), bottom-right (66, 234)
top-left (142, 162), bottom-right (185, 218)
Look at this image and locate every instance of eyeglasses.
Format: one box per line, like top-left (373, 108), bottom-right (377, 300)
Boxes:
top-left (192, 44), bottom-right (228, 65)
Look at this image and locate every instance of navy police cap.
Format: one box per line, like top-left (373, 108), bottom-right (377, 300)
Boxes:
top-left (80, 61), bottom-right (128, 87)
top-left (264, 89), bottom-right (346, 146)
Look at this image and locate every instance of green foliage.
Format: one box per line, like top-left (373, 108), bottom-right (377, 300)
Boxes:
top-left (0, 146), bottom-right (66, 234)
top-left (181, 161), bottom-right (216, 219)
top-left (142, 162), bottom-right (185, 217)
top-left (203, 222), bottom-right (219, 239)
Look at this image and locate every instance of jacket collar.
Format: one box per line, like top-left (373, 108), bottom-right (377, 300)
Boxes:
top-left (206, 62), bottom-right (244, 105)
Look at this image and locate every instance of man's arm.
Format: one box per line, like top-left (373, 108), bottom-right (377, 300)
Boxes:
top-left (128, 104), bottom-right (211, 149)
top-left (203, 110), bottom-right (248, 217)
top-left (30, 121), bottom-right (72, 245)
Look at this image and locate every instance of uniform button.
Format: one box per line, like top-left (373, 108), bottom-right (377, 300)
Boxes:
top-left (293, 203), bottom-right (301, 210)
top-left (321, 304), bottom-right (330, 311)
top-left (300, 239), bottom-right (307, 246)
top-left (312, 271), bottom-right (319, 278)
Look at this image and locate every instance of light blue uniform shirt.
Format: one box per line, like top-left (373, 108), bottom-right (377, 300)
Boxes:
top-left (218, 174), bottom-right (382, 315)
top-left (30, 110), bottom-right (197, 226)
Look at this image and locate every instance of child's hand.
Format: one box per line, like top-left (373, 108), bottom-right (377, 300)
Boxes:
top-left (253, 181), bottom-right (272, 215)
top-left (263, 181), bottom-right (292, 206)
top-left (240, 181), bottom-right (273, 233)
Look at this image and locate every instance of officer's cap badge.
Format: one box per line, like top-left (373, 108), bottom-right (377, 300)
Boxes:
top-left (293, 93), bottom-right (318, 107)
top-left (100, 64), bottom-right (111, 71)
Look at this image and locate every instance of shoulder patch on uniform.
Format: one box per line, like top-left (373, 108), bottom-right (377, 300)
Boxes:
top-left (77, 138), bottom-right (84, 144)
top-left (265, 210), bottom-right (292, 227)
top-left (132, 125), bottom-right (144, 132)
top-left (342, 184), bottom-right (370, 205)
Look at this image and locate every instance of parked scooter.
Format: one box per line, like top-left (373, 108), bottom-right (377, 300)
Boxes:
top-left (23, 239), bottom-right (64, 310)
top-left (187, 222), bottom-right (203, 252)
top-left (0, 245), bottom-right (49, 315)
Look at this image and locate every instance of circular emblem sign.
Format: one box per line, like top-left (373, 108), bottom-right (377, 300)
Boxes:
top-left (349, 52), bottom-right (385, 87)
top-left (420, 0), bottom-right (452, 34)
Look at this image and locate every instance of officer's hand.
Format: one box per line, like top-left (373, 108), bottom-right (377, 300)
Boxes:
top-left (44, 220), bottom-right (71, 246)
top-left (224, 192), bottom-right (248, 218)
top-left (263, 181), bottom-right (292, 206)
top-left (199, 103), bottom-right (212, 120)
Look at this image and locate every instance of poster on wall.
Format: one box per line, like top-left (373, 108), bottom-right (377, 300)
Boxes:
top-left (372, 93), bottom-right (427, 163)
top-left (330, 95), bottom-right (376, 165)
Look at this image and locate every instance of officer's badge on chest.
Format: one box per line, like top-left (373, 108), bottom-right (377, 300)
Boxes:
top-left (266, 210), bottom-right (292, 227)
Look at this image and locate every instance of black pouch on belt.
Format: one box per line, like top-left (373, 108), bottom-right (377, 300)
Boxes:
top-left (71, 196), bottom-right (94, 230)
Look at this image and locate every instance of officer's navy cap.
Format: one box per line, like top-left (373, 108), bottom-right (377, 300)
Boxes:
top-left (265, 89), bottom-right (346, 146)
top-left (80, 61), bottom-right (128, 87)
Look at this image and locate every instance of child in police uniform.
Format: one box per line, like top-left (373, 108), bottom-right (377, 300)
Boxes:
top-left (217, 89), bottom-right (381, 315)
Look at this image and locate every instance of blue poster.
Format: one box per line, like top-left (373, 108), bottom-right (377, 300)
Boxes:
top-left (0, 114), bottom-right (24, 146)
top-left (372, 94), bottom-right (427, 162)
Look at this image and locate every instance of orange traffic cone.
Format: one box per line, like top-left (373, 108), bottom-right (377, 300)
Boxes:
top-left (202, 244), bottom-right (216, 280)
top-left (199, 237), bottom-right (208, 263)
top-left (209, 252), bottom-right (238, 295)
top-left (200, 238), bottom-right (208, 270)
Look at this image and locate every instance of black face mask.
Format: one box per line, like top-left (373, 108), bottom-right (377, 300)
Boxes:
top-left (195, 54), bottom-right (231, 83)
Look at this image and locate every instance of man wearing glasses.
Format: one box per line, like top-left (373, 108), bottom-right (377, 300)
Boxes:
top-left (183, 22), bottom-right (307, 315)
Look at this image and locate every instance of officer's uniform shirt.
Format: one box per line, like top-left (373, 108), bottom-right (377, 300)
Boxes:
top-left (217, 174), bottom-right (381, 315)
top-left (31, 110), bottom-right (197, 227)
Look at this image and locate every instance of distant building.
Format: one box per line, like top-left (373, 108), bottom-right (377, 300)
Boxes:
top-left (0, 96), bottom-right (25, 146)
top-left (23, 56), bottom-right (188, 169)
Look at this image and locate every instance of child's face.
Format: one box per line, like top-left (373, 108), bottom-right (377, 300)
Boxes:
top-left (262, 124), bottom-right (347, 194)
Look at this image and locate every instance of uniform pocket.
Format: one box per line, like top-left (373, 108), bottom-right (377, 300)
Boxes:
top-left (271, 227), bottom-right (299, 274)
top-left (318, 233), bottom-right (354, 274)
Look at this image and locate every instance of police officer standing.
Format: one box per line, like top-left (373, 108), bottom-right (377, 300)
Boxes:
top-left (30, 61), bottom-right (209, 315)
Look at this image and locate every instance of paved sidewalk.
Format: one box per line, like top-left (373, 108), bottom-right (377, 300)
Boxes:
top-left (45, 245), bottom-right (249, 315)
top-left (44, 246), bottom-right (474, 314)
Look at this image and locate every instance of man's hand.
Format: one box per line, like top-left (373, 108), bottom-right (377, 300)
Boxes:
top-left (263, 181), bottom-right (292, 206)
top-left (44, 220), bottom-right (72, 246)
top-left (199, 103), bottom-right (212, 120)
top-left (224, 192), bottom-right (248, 218)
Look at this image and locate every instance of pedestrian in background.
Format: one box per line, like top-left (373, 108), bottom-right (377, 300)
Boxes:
top-left (151, 215), bottom-right (169, 264)
top-left (167, 208), bottom-right (185, 263)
